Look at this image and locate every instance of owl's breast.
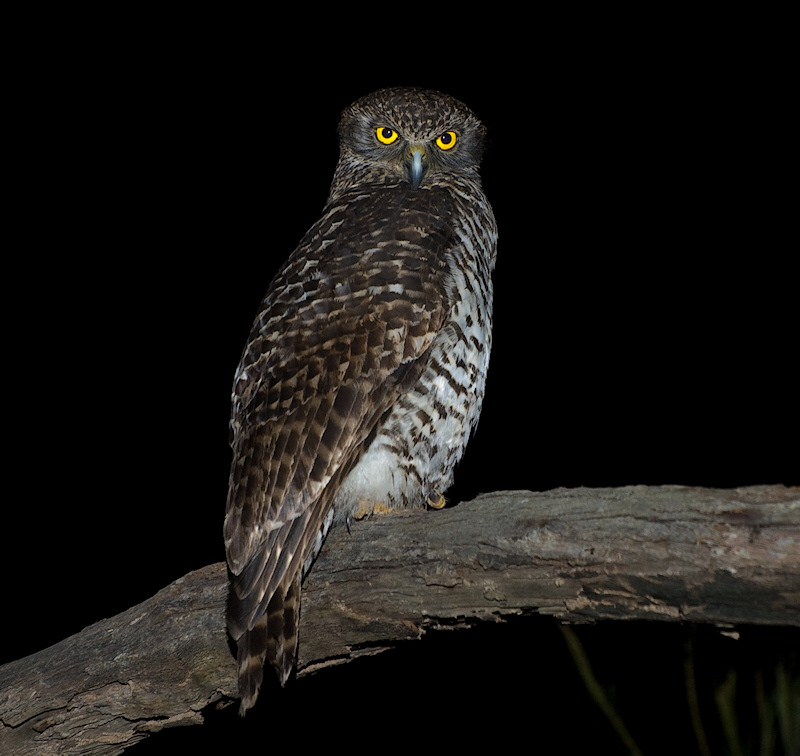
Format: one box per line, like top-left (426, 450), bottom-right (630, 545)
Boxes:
top-left (332, 209), bottom-right (495, 521)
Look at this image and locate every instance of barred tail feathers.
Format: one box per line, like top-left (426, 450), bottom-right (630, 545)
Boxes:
top-left (233, 575), bottom-right (301, 715)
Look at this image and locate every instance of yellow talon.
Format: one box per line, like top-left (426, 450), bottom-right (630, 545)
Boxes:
top-left (354, 501), bottom-right (394, 519)
top-left (427, 490), bottom-right (447, 509)
top-left (353, 501), bottom-right (373, 520)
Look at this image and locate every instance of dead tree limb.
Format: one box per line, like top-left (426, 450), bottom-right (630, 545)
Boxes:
top-left (1, 485), bottom-right (798, 754)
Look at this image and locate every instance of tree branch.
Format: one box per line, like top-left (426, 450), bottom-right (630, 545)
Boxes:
top-left (2, 485), bottom-right (798, 754)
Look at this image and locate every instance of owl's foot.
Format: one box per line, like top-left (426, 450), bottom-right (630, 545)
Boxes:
top-left (353, 500), bottom-right (394, 520)
top-left (427, 489), bottom-right (447, 509)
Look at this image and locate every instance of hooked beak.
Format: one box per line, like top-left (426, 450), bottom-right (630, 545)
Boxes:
top-left (406, 145), bottom-right (427, 189)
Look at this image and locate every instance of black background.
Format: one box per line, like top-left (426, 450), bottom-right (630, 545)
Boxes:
top-left (4, 11), bottom-right (796, 754)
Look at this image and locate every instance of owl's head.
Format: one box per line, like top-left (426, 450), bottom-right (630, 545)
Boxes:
top-left (333, 87), bottom-right (487, 193)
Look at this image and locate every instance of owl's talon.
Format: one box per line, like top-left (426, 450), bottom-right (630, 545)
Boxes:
top-left (353, 500), bottom-right (393, 519)
top-left (353, 501), bottom-right (372, 520)
top-left (427, 490), bottom-right (447, 509)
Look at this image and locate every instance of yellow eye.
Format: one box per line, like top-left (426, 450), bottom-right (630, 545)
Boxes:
top-left (376, 126), bottom-right (399, 145)
top-left (436, 131), bottom-right (457, 150)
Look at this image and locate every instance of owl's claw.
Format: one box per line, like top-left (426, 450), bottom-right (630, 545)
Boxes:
top-left (353, 501), bottom-right (394, 519)
top-left (427, 490), bottom-right (447, 509)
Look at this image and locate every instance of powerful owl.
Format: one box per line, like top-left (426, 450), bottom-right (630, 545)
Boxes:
top-left (224, 87), bottom-right (497, 713)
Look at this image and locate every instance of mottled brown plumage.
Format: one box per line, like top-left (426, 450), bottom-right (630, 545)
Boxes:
top-left (224, 87), bottom-right (497, 713)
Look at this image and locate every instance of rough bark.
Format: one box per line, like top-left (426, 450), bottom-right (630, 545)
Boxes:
top-left (1, 485), bottom-right (798, 754)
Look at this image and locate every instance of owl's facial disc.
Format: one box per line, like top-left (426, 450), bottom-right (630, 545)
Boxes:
top-left (405, 145), bottom-right (427, 189)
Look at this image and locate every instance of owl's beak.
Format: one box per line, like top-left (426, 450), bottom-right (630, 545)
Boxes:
top-left (406, 145), bottom-right (427, 189)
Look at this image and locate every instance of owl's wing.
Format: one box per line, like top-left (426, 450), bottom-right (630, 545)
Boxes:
top-left (224, 189), bottom-right (453, 650)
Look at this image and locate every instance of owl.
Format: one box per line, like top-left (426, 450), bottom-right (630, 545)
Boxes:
top-left (224, 86), bottom-right (497, 713)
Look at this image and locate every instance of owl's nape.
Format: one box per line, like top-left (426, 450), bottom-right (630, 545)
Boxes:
top-left (224, 86), bottom-right (497, 713)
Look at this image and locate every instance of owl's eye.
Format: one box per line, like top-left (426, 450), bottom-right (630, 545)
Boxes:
top-left (436, 131), bottom-right (457, 150)
top-left (376, 127), bottom-right (399, 145)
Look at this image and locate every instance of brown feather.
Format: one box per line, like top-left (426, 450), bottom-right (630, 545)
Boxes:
top-left (224, 87), bottom-right (496, 713)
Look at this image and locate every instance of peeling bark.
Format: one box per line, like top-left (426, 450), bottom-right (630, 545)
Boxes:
top-left (1, 485), bottom-right (798, 754)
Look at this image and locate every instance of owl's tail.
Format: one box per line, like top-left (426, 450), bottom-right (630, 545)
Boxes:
top-left (231, 575), bottom-right (301, 715)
